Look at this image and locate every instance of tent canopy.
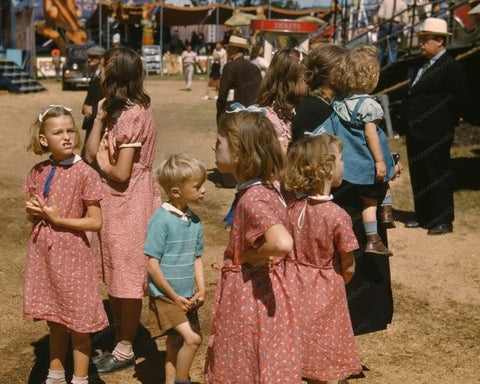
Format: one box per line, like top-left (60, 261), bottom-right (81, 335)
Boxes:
top-left (87, 2), bottom-right (329, 27)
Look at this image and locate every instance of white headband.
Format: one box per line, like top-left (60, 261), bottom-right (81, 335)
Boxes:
top-left (39, 105), bottom-right (73, 124)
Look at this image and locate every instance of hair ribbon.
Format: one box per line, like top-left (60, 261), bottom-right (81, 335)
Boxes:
top-left (226, 103), bottom-right (267, 115)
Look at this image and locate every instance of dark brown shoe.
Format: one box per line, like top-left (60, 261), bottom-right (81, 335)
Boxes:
top-left (427, 223), bottom-right (453, 235)
top-left (365, 234), bottom-right (393, 256)
top-left (380, 205), bottom-right (396, 228)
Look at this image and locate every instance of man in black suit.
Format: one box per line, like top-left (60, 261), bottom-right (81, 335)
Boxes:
top-left (81, 45), bottom-right (105, 157)
top-left (216, 36), bottom-right (262, 119)
top-left (403, 18), bottom-right (471, 235)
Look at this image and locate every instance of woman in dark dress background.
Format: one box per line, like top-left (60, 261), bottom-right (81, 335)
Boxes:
top-left (292, 43), bottom-right (394, 336)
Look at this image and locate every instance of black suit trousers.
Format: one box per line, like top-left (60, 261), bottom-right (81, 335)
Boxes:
top-left (406, 135), bottom-right (454, 228)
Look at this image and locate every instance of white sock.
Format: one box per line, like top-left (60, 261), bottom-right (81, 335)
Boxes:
top-left (112, 342), bottom-right (134, 361)
top-left (46, 369), bottom-right (67, 384)
top-left (71, 375), bottom-right (89, 384)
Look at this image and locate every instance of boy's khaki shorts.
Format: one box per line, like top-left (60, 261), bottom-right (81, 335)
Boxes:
top-left (149, 295), bottom-right (200, 338)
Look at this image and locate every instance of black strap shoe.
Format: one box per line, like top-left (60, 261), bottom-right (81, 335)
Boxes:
top-left (92, 350), bottom-right (111, 364)
top-left (96, 353), bottom-right (135, 375)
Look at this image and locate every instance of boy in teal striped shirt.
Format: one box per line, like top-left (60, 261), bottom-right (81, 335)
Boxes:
top-left (146, 154), bottom-right (206, 384)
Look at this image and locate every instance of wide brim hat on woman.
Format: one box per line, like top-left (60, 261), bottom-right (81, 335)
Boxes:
top-left (418, 17), bottom-right (452, 36)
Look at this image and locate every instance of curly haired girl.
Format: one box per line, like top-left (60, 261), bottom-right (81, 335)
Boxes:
top-left (284, 134), bottom-right (362, 384)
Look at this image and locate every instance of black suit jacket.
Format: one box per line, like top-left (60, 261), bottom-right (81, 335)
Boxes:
top-left (403, 51), bottom-right (471, 142)
top-left (216, 57), bottom-right (262, 118)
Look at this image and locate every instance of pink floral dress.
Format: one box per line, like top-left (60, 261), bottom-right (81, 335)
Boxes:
top-left (285, 196), bottom-right (362, 381)
top-left (205, 183), bottom-right (301, 384)
top-left (99, 104), bottom-right (160, 299)
top-left (265, 106), bottom-right (292, 153)
top-left (22, 156), bottom-right (109, 333)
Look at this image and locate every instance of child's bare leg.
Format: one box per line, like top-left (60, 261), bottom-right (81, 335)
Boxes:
top-left (360, 196), bottom-right (377, 224)
top-left (70, 331), bottom-right (90, 379)
top-left (46, 321), bottom-right (68, 384)
top-left (172, 321), bottom-right (202, 382)
top-left (108, 294), bottom-right (122, 342)
top-left (47, 321), bottom-right (69, 371)
top-left (118, 298), bottom-right (142, 345)
top-left (165, 333), bottom-right (182, 384)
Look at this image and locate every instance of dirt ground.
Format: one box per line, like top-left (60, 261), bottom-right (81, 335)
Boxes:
top-left (1, 78), bottom-right (479, 384)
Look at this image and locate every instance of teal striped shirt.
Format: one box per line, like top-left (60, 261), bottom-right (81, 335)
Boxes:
top-left (145, 206), bottom-right (204, 298)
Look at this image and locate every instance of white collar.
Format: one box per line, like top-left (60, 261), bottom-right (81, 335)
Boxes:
top-left (50, 154), bottom-right (82, 165)
top-left (295, 192), bottom-right (333, 229)
top-left (429, 49), bottom-right (446, 64)
top-left (162, 202), bottom-right (194, 222)
top-left (236, 178), bottom-right (263, 191)
top-left (295, 191), bottom-right (333, 201)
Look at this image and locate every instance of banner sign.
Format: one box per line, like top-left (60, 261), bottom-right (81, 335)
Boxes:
top-left (36, 56), bottom-right (65, 78)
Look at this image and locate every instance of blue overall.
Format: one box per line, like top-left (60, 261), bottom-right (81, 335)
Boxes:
top-left (310, 96), bottom-right (395, 186)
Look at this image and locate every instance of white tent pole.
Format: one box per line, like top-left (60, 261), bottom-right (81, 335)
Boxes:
top-left (159, 1), bottom-right (164, 75)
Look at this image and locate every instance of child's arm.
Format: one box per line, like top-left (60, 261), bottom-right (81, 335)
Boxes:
top-left (364, 121), bottom-right (386, 181)
top-left (85, 98), bottom-right (106, 164)
top-left (241, 224), bottom-right (293, 267)
top-left (191, 257), bottom-right (206, 309)
top-left (96, 144), bottom-right (136, 183)
top-left (33, 195), bottom-right (102, 232)
top-left (340, 251), bottom-right (355, 284)
top-left (147, 257), bottom-right (193, 311)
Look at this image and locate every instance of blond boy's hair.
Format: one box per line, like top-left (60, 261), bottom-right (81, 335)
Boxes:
top-left (284, 135), bottom-right (343, 195)
top-left (156, 154), bottom-right (206, 194)
top-left (27, 105), bottom-right (81, 155)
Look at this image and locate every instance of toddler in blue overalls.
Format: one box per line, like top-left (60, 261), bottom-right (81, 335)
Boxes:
top-left (331, 45), bottom-right (397, 256)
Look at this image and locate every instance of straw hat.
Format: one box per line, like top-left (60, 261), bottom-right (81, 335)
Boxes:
top-left (418, 17), bottom-right (452, 36)
top-left (228, 35), bottom-right (249, 48)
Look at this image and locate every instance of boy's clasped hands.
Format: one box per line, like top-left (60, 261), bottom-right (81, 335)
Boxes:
top-left (174, 291), bottom-right (205, 312)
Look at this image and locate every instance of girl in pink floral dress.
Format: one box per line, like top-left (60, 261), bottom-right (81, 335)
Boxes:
top-left (85, 47), bottom-right (160, 374)
top-left (23, 105), bottom-right (108, 384)
top-left (205, 109), bottom-right (301, 383)
top-left (257, 48), bottom-right (308, 153)
top-left (283, 135), bottom-right (362, 383)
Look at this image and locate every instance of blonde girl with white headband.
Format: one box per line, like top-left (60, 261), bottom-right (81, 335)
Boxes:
top-left (22, 105), bottom-right (108, 384)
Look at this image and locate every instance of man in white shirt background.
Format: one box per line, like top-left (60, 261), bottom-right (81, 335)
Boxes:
top-left (181, 45), bottom-right (197, 91)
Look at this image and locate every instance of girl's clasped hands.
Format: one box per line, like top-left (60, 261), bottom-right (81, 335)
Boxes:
top-left (25, 195), bottom-right (61, 224)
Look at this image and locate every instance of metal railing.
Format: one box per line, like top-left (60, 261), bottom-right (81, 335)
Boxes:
top-left (332, 0), bottom-right (471, 57)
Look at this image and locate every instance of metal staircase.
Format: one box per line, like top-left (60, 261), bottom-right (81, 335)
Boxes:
top-left (0, 60), bottom-right (46, 93)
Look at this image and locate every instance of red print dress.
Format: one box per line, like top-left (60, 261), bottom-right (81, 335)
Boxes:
top-left (22, 156), bottom-right (109, 333)
top-left (99, 105), bottom-right (160, 299)
top-left (285, 196), bottom-right (362, 381)
top-left (205, 183), bottom-right (301, 384)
